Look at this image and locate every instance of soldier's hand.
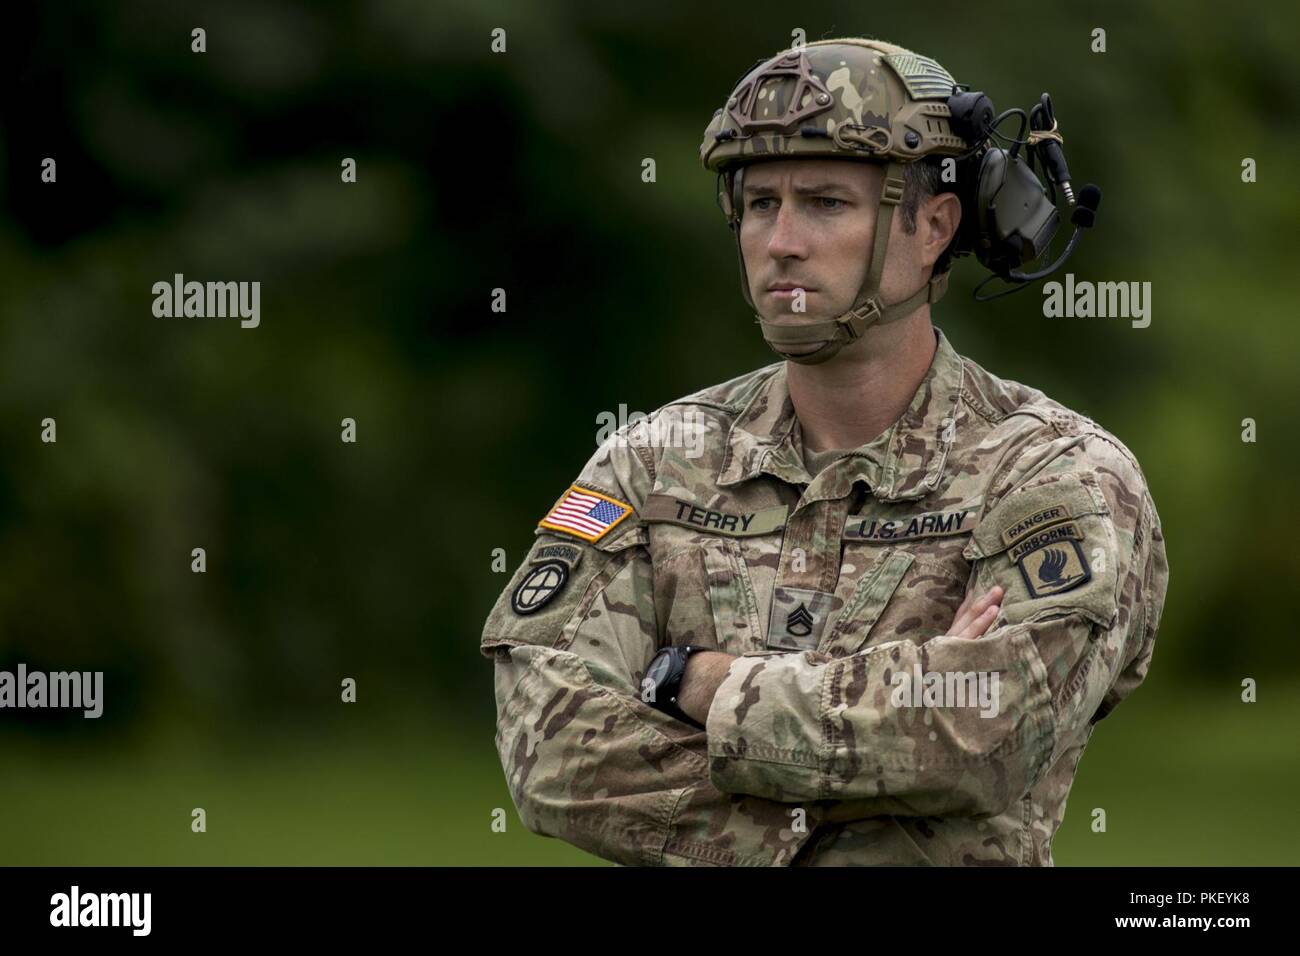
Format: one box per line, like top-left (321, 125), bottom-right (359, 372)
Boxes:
top-left (946, 585), bottom-right (1003, 640)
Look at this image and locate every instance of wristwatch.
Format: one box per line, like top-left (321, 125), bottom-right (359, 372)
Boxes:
top-left (643, 644), bottom-right (708, 730)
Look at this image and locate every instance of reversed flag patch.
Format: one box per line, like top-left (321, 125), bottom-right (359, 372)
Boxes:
top-left (539, 485), bottom-right (633, 543)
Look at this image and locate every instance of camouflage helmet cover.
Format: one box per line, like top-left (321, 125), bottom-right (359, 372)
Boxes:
top-left (700, 38), bottom-right (968, 176)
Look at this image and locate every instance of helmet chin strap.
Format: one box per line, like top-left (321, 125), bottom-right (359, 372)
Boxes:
top-left (728, 160), bottom-right (951, 365)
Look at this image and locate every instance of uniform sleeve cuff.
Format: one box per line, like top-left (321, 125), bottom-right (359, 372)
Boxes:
top-left (704, 652), bottom-right (825, 799)
top-left (703, 653), bottom-right (767, 744)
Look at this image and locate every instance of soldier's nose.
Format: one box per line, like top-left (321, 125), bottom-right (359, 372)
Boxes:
top-left (768, 207), bottom-right (807, 259)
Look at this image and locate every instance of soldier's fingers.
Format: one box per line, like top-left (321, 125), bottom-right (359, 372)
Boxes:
top-left (956, 603), bottom-right (1000, 640)
top-left (949, 585), bottom-right (1003, 636)
top-left (965, 585), bottom-right (1003, 625)
top-left (947, 587), bottom-right (982, 634)
top-left (950, 585), bottom-right (977, 626)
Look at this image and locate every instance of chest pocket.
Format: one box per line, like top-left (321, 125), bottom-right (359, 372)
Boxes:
top-left (703, 541), bottom-right (767, 654)
top-left (819, 498), bottom-right (983, 657)
top-left (819, 549), bottom-right (916, 658)
top-left (642, 490), bottom-right (787, 656)
top-left (648, 536), bottom-right (773, 656)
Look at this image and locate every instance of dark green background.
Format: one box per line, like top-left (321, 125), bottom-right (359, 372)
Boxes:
top-left (2, 0), bottom-right (1296, 864)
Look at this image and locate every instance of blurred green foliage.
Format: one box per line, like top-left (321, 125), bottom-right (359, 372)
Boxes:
top-left (0, 0), bottom-right (1296, 863)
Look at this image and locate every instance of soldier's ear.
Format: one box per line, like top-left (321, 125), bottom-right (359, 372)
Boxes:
top-left (922, 193), bottom-right (963, 267)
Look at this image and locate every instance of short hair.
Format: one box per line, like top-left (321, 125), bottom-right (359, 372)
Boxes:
top-left (899, 155), bottom-right (958, 277)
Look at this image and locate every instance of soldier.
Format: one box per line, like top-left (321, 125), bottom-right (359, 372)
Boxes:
top-left (481, 36), bottom-right (1169, 865)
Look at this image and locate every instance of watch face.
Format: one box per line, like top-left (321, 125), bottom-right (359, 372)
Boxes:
top-left (645, 652), bottom-right (673, 697)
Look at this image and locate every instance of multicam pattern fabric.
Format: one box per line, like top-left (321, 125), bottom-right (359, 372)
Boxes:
top-left (700, 38), bottom-right (969, 174)
top-left (481, 326), bottom-right (1169, 866)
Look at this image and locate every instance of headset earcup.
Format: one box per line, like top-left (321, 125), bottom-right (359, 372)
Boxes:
top-left (716, 169), bottom-right (745, 229)
top-left (993, 156), bottom-right (1061, 266)
top-left (716, 170), bottom-right (734, 221)
top-left (974, 148), bottom-right (1024, 276)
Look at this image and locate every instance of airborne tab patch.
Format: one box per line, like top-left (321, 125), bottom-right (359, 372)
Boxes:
top-left (1007, 521), bottom-right (1082, 564)
top-left (539, 485), bottom-right (633, 543)
top-left (530, 542), bottom-right (584, 571)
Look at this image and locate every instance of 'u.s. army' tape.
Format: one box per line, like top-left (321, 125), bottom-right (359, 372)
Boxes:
top-left (843, 506), bottom-right (978, 542)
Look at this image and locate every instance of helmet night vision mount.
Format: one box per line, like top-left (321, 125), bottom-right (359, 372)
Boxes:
top-left (700, 39), bottom-right (1103, 364)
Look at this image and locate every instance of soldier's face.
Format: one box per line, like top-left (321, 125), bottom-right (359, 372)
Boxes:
top-left (738, 158), bottom-right (925, 326)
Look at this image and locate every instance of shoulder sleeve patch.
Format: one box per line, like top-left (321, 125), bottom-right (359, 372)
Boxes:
top-left (538, 484), bottom-right (635, 544)
top-left (1010, 521), bottom-right (1091, 598)
top-left (963, 472), bottom-right (1120, 629)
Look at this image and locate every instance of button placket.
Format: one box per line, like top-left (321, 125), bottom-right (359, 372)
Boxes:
top-left (766, 494), bottom-right (854, 651)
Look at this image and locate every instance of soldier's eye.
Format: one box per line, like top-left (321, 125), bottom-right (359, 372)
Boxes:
top-left (816, 197), bottom-right (847, 209)
top-left (749, 197), bottom-right (776, 211)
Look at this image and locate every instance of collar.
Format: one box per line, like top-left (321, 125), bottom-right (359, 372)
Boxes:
top-left (716, 326), bottom-right (966, 502)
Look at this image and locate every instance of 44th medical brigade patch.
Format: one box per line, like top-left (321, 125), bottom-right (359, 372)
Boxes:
top-left (539, 485), bottom-right (633, 543)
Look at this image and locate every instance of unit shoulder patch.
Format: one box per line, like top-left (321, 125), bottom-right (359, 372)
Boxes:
top-left (1012, 521), bottom-right (1092, 598)
top-left (511, 560), bottom-right (569, 615)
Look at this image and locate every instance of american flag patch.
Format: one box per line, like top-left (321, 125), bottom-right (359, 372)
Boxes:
top-left (539, 485), bottom-right (633, 543)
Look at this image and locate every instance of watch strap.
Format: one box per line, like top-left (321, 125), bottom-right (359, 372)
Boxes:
top-left (650, 644), bottom-right (708, 730)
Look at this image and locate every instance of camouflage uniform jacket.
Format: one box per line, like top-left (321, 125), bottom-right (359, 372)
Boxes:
top-left (481, 325), bottom-right (1169, 866)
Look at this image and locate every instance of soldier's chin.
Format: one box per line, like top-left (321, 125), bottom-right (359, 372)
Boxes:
top-left (777, 341), bottom-right (827, 358)
top-left (759, 305), bottom-right (829, 322)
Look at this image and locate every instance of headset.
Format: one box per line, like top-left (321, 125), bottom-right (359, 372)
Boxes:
top-left (943, 86), bottom-right (1102, 301)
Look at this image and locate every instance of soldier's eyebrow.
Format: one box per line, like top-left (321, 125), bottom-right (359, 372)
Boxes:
top-left (743, 181), bottom-right (858, 198)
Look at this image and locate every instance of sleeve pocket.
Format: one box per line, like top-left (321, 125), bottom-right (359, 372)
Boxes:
top-left (480, 523), bottom-right (649, 657)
